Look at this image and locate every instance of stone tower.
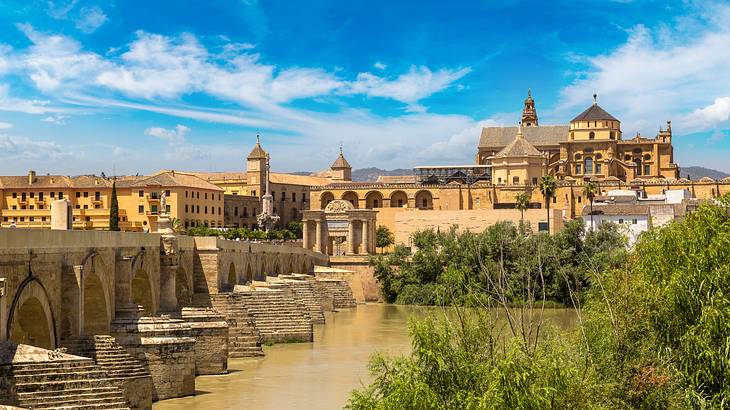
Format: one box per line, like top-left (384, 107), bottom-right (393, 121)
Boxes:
top-left (329, 145), bottom-right (352, 182)
top-left (246, 134), bottom-right (268, 198)
top-left (521, 89), bottom-right (538, 127)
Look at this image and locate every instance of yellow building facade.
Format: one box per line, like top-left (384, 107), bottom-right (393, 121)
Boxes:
top-left (0, 170), bottom-right (224, 231)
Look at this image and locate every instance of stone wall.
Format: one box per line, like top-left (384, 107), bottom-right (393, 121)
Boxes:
top-left (319, 260), bottom-right (380, 303)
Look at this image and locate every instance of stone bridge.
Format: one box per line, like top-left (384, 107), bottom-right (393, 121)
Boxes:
top-left (0, 229), bottom-right (332, 409)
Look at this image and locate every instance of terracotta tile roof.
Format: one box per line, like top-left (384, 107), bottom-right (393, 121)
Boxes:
top-left (269, 172), bottom-right (330, 186)
top-left (479, 125), bottom-right (568, 149)
top-left (376, 175), bottom-right (416, 184)
top-left (131, 171), bottom-right (224, 191)
top-left (492, 132), bottom-right (542, 158)
top-left (571, 103), bottom-right (618, 122)
top-left (582, 204), bottom-right (649, 216)
top-left (247, 140), bottom-right (267, 159)
top-left (189, 171), bottom-right (247, 181)
top-left (331, 153), bottom-right (351, 169)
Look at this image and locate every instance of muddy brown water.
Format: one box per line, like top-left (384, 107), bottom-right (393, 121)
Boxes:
top-left (153, 304), bottom-right (576, 410)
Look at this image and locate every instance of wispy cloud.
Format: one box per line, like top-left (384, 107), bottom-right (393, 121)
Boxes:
top-left (75, 6), bottom-right (108, 33)
top-left (556, 2), bottom-right (730, 137)
top-left (0, 122), bottom-right (11, 129)
top-left (41, 114), bottom-right (69, 124)
top-left (145, 124), bottom-right (190, 142)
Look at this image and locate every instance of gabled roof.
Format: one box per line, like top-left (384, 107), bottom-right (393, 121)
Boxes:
top-left (571, 103), bottom-right (618, 122)
top-left (479, 125), bottom-right (568, 149)
top-left (125, 171), bottom-right (223, 191)
top-left (492, 131), bottom-right (542, 158)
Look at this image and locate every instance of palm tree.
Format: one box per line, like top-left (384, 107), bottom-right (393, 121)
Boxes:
top-left (515, 192), bottom-right (530, 228)
top-left (583, 182), bottom-right (599, 230)
top-left (538, 175), bottom-right (557, 233)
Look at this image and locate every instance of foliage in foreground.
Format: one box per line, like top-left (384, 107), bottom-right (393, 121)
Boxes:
top-left (370, 219), bottom-right (626, 306)
top-left (350, 196), bottom-right (730, 409)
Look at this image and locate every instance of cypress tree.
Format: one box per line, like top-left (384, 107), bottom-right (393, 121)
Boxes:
top-left (109, 178), bottom-right (120, 231)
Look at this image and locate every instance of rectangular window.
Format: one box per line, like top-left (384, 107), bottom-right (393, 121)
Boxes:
top-left (165, 190), bottom-right (171, 197)
top-left (11, 205), bottom-right (16, 210)
top-left (575, 164), bottom-right (581, 174)
top-left (41, 216), bottom-right (46, 222)
top-left (252, 190), bottom-right (256, 197)
top-left (644, 165), bottom-right (651, 175)
top-left (196, 205), bottom-right (200, 213)
top-left (205, 192), bottom-right (208, 200)
top-left (83, 204), bottom-right (88, 209)
top-left (218, 207), bottom-right (221, 215)
top-left (95, 205), bottom-right (100, 209)
top-left (39, 192), bottom-right (44, 201)
top-left (185, 190), bottom-right (188, 198)
top-left (21, 206), bottom-right (26, 210)
top-left (12, 192), bottom-right (17, 198)
top-left (552, 196), bottom-right (556, 203)
top-left (512, 176), bottom-right (519, 185)
top-left (243, 207), bottom-right (248, 217)
top-left (29, 217), bottom-right (34, 222)
top-left (234, 207), bottom-right (238, 216)
top-left (85, 216), bottom-right (90, 222)
top-left (204, 206), bottom-right (208, 214)
top-left (196, 192), bottom-right (199, 199)
top-left (532, 177), bottom-right (538, 185)
top-left (185, 204), bottom-right (188, 212)
top-left (76, 192), bottom-right (81, 198)
top-left (595, 163), bottom-right (602, 174)
top-left (578, 196), bottom-right (582, 203)
top-left (94, 191), bottom-right (100, 200)
top-left (151, 205), bottom-right (158, 214)
top-left (282, 192), bottom-right (287, 201)
top-left (166, 205), bottom-right (170, 213)
top-left (38, 205), bottom-right (44, 210)
top-left (272, 192), bottom-right (276, 200)
top-left (59, 192), bottom-right (63, 199)
top-left (30, 192), bottom-right (34, 198)
top-left (619, 219), bottom-right (624, 224)
top-left (83, 192), bottom-right (88, 198)
top-left (20, 217), bottom-right (24, 222)
top-left (138, 205), bottom-right (144, 214)
top-left (632, 219), bottom-right (638, 225)
top-left (302, 193), bottom-right (306, 202)
top-left (292, 192), bottom-right (296, 202)
top-left (139, 190), bottom-right (144, 197)
top-left (29, 205), bottom-right (34, 210)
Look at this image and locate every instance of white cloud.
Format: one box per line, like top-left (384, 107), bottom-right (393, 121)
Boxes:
top-left (75, 6), bottom-right (108, 33)
top-left (373, 62), bottom-right (387, 70)
top-left (0, 83), bottom-right (68, 114)
top-left (347, 66), bottom-right (471, 106)
top-left (0, 122), bottom-right (11, 129)
top-left (683, 97), bottom-right (730, 130)
top-left (145, 124), bottom-right (190, 142)
top-left (556, 3), bottom-right (730, 135)
top-left (41, 114), bottom-right (70, 125)
top-left (17, 24), bottom-right (108, 91)
top-left (0, 134), bottom-right (69, 160)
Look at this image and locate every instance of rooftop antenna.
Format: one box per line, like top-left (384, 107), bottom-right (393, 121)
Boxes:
top-left (593, 92), bottom-right (598, 105)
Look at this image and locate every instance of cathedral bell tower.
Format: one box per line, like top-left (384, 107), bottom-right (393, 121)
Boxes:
top-left (246, 133), bottom-right (268, 198)
top-left (521, 89), bottom-right (538, 127)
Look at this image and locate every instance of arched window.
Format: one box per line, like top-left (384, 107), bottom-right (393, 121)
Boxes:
top-left (609, 131), bottom-right (615, 139)
top-left (589, 131), bottom-right (595, 139)
top-left (584, 157), bottom-right (594, 174)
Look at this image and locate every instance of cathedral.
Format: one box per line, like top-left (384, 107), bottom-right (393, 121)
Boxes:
top-left (477, 90), bottom-right (680, 182)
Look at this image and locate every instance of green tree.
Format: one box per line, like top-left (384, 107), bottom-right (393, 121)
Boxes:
top-left (538, 175), bottom-right (557, 232)
top-left (582, 182), bottom-right (599, 230)
top-left (376, 225), bottom-right (395, 253)
top-left (515, 192), bottom-right (530, 227)
top-left (109, 178), bottom-right (119, 231)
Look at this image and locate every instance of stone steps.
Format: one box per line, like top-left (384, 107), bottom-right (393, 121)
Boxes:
top-left (8, 358), bottom-right (131, 410)
top-left (315, 280), bottom-right (357, 309)
top-left (236, 289), bottom-right (314, 343)
top-left (200, 293), bottom-right (265, 357)
top-left (61, 336), bottom-right (151, 381)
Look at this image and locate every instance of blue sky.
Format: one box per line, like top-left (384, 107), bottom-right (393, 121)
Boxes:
top-left (0, 0), bottom-right (729, 175)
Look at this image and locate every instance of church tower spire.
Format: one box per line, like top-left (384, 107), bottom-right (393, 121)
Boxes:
top-left (521, 88), bottom-right (538, 127)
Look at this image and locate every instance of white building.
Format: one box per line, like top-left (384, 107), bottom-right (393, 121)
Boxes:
top-left (582, 204), bottom-right (649, 246)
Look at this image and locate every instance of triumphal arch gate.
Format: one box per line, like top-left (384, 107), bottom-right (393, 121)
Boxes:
top-left (302, 200), bottom-right (377, 256)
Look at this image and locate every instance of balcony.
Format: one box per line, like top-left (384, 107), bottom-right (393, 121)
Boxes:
top-left (146, 194), bottom-right (161, 202)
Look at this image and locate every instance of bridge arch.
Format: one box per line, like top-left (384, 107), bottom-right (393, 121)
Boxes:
top-left (227, 262), bottom-right (237, 291)
top-left (83, 271), bottom-right (110, 335)
top-left (132, 268), bottom-right (155, 316)
top-left (175, 266), bottom-right (191, 306)
top-left (8, 277), bottom-right (57, 350)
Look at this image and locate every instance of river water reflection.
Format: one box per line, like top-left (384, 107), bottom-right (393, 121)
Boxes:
top-left (154, 304), bottom-right (576, 410)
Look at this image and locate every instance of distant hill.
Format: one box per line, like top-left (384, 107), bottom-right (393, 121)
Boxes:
top-left (681, 166), bottom-right (730, 180)
top-left (352, 167), bottom-right (412, 182)
top-left (292, 167), bottom-right (412, 182)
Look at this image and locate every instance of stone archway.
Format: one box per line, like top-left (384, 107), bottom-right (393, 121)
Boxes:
top-left (390, 190), bottom-right (408, 208)
top-left (365, 191), bottom-right (383, 209)
top-left (320, 192), bottom-right (335, 209)
top-left (415, 190), bottom-right (433, 210)
top-left (227, 263), bottom-right (237, 291)
top-left (132, 269), bottom-right (155, 316)
top-left (83, 272), bottom-right (110, 335)
top-left (341, 191), bottom-right (359, 208)
top-left (175, 266), bottom-right (191, 307)
top-left (8, 279), bottom-right (56, 350)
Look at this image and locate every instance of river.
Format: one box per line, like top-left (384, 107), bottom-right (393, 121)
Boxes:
top-left (154, 304), bottom-right (576, 410)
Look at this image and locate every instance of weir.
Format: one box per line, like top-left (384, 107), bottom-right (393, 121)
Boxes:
top-left (0, 228), bottom-right (353, 410)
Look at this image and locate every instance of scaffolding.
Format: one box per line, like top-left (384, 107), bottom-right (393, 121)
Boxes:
top-left (413, 165), bottom-right (492, 185)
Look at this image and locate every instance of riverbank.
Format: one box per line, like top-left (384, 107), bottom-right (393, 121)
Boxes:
top-left (153, 304), bottom-right (575, 410)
